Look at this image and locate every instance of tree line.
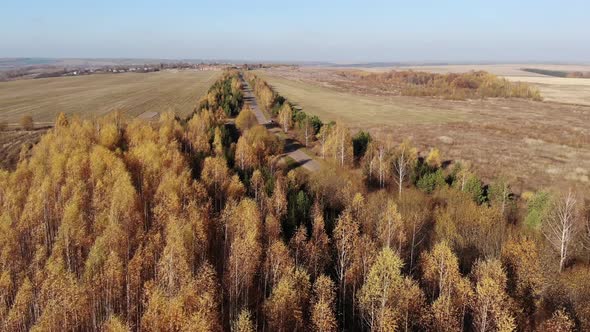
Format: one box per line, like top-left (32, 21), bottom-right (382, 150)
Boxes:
top-left (347, 70), bottom-right (543, 101)
top-left (522, 68), bottom-right (590, 79)
top-left (0, 70), bottom-right (588, 332)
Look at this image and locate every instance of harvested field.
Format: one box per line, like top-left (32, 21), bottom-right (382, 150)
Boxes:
top-left (337, 63), bottom-right (590, 77)
top-left (504, 76), bottom-right (590, 106)
top-left (257, 67), bottom-right (590, 192)
top-left (0, 69), bottom-right (221, 123)
top-left (0, 128), bottom-right (47, 170)
top-left (318, 64), bottom-right (590, 106)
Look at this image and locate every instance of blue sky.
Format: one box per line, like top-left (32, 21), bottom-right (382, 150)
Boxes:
top-left (1, 0), bottom-right (589, 62)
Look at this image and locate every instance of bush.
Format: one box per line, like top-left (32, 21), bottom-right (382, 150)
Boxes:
top-left (417, 169), bottom-right (446, 193)
top-left (464, 174), bottom-right (485, 204)
top-left (309, 115), bottom-right (323, 134)
top-left (20, 115), bottom-right (34, 130)
top-left (524, 191), bottom-right (551, 229)
top-left (352, 131), bottom-right (371, 159)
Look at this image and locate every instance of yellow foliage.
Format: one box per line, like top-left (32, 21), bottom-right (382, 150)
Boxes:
top-left (236, 106), bottom-right (258, 131)
top-left (426, 148), bottom-right (442, 169)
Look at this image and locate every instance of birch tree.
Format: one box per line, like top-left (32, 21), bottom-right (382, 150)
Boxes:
top-left (302, 116), bottom-right (314, 147)
top-left (278, 103), bottom-right (293, 133)
top-left (357, 247), bottom-right (404, 331)
top-left (376, 199), bottom-right (405, 252)
top-left (235, 137), bottom-right (255, 172)
top-left (311, 275), bottom-right (337, 332)
top-left (542, 191), bottom-right (579, 272)
top-left (325, 123), bottom-right (353, 167)
top-left (489, 176), bottom-right (512, 217)
top-left (225, 198), bottom-right (262, 320)
top-left (333, 209), bottom-right (359, 324)
top-left (470, 259), bottom-right (516, 332)
top-left (236, 106), bottom-right (258, 131)
top-left (392, 140), bottom-right (417, 197)
top-left (232, 309), bottom-right (255, 332)
top-left (317, 124), bottom-right (332, 159)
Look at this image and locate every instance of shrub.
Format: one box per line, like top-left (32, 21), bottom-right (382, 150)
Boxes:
top-left (309, 115), bottom-right (323, 134)
top-left (524, 191), bottom-right (551, 229)
top-left (464, 174), bottom-right (485, 204)
top-left (352, 131), bottom-right (371, 159)
top-left (417, 169), bottom-right (446, 193)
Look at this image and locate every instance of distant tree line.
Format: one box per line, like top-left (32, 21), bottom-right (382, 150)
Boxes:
top-left (522, 68), bottom-right (590, 79)
top-left (356, 70), bottom-right (543, 101)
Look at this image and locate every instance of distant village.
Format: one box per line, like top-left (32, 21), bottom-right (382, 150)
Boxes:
top-left (0, 62), bottom-right (234, 81)
top-left (0, 62), bottom-right (289, 81)
top-left (33, 62), bottom-right (227, 79)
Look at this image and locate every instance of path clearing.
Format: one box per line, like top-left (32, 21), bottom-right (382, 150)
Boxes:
top-left (241, 77), bottom-right (321, 172)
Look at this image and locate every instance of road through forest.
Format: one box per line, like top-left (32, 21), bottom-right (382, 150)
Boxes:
top-left (241, 78), bottom-right (321, 172)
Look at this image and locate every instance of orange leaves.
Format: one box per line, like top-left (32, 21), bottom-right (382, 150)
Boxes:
top-left (278, 103), bottom-right (293, 133)
top-left (324, 122), bottom-right (353, 168)
top-left (223, 198), bottom-right (262, 320)
top-left (235, 106), bottom-right (258, 132)
top-left (201, 156), bottom-right (230, 211)
top-left (359, 69), bottom-right (542, 101)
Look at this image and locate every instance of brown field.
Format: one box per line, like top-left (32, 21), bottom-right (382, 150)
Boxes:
top-left (256, 67), bottom-right (590, 193)
top-left (0, 128), bottom-right (47, 170)
top-left (0, 69), bottom-right (221, 124)
top-left (338, 63), bottom-right (590, 76)
top-left (503, 76), bottom-right (590, 106)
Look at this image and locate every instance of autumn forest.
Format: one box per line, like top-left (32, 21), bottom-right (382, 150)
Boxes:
top-left (0, 70), bottom-right (589, 332)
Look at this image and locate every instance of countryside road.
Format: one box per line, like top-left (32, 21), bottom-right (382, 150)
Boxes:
top-left (241, 78), bottom-right (321, 172)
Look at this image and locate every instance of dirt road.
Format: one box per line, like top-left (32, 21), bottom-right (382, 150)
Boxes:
top-left (241, 77), bottom-right (321, 172)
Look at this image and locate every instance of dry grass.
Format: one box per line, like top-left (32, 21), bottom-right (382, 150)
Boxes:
top-left (504, 76), bottom-right (590, 106)
top-left (0, 128), bottom-right (47, 170)
top-left (329, 64), bottom-right (590, 106)
top-left (255, 73), bottom-right (469, 125)
top-left (257, 67), bottom-right (590, 193)
top-left (0, 69), bottom-right (221, 123)
top-left (340, 64), bottom-right (590, 77)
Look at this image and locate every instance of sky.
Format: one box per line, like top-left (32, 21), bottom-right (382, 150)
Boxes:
top-left (1, 0), bottom-right (589, 63)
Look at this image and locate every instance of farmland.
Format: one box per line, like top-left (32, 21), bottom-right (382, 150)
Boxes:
top-left (0, 69), bottom-right (220, 170)
top-left (256, 67), bottom-right (590, 192)
top-left (0, 69), bottom-right (221, 124)
top-left (336, 63), bottom-right (590, 105)
top-left (504, 75), bottom-right (590, 105)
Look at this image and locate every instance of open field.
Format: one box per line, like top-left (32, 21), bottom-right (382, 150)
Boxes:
top-left (0, 128), bottom-right (47, 169)
top-left (257, 67), bottom-right (590, 192)
top-left (0, 69), bottom-right (220, 170)
top-left (257, 74), bottom-right (469, 125)
top-left (0, 69), bottom-right (221, 123)
top-left (504, 76), bottom-right (590, 105)
top-left (336, 63), bottom-right (590, 76)
top-left (323, 64), bottom-right (590, 105)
